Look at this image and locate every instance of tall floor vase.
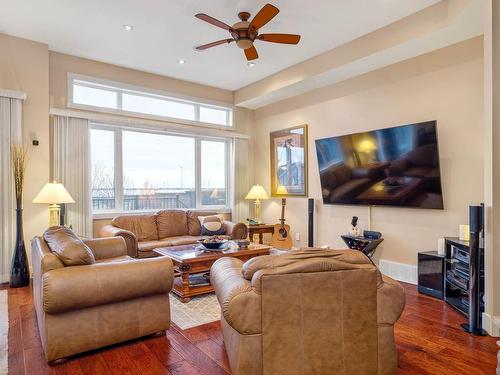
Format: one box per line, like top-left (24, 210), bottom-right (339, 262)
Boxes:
top-left (10, 204), bottom-right (29, 288)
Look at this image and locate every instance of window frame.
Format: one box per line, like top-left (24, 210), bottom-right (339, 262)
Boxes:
top-left (90, 123), bottom-right (232, 217)
top-left (68, 73), bottom-right (234, 128)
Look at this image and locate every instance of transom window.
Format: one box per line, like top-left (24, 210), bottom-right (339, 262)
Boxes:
top-left (69, 74), bottom-right (233, 127)
top-left (90, 125), bottom-right (230, 213)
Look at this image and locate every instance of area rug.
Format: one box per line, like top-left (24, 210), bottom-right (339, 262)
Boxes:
top-left (169, 292), bottom-right (221, 330)
top-left (0, 290), bottom-right (7, 375)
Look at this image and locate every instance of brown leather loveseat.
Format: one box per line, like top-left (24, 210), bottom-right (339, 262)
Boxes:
top-left (100, 209), bottom-right (248, 258)
top-left (210, 248), bottom-right (405, 375)
top-left (32, 227), bottom-right (174, 364)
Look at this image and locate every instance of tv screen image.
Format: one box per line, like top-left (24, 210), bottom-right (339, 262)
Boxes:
top-left (315, 121), bottom-right (444, 209)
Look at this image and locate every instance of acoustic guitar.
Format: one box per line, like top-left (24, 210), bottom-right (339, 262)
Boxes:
top-left (271, 198), bottom-right (293, 249)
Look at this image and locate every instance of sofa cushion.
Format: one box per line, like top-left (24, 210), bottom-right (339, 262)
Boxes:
top-left (112, 214), bottom-right (158, 241)
top-left (137, 239), bottom-right (174, 253)
top-left (242, 248), bottom-right (373, 281)
top-left (43, 226), bottom-right (96, 266)
top-left (157, 210), bottom-right (188, 238)
top-left (168, 235), bottom-right (204, 246)
top-left (187, 210), bottom-right (217, 236)
top-left (198, 215), bottom-right (226, 236)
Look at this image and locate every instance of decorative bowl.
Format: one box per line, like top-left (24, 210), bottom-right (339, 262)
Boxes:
top-left (198, 238), bottom-right (227, 249)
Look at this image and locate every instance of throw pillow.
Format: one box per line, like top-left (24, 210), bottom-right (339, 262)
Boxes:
top-left (198, 215), bottom-right (226, 236)
top-left (43, 226), bottom-right (96, 266)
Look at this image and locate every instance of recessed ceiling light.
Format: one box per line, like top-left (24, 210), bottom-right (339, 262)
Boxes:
top-left (178, 59), bottom-right (186, 65)
top-left (247, 61), bottom-right (256, 67)
top-left (123, 25), bottom-right (134, 31)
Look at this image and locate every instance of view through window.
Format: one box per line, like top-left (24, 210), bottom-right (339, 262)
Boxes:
top-left (70, 75), bottom-right (233, 127)
top-left (90, 126), bottom-right (229, 212)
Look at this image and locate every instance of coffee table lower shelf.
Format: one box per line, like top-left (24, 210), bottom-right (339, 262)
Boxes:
top-left (172, 271), bottom-right (215, 303)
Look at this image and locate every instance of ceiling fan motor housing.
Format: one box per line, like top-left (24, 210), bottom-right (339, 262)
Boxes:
top-left (232, 20), bottom-right (255, 49)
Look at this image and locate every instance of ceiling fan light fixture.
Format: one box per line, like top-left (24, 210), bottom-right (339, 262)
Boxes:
top-left (236, 39), bottom-right (253, 49)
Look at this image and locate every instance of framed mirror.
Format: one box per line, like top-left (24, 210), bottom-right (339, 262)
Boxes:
top-left (270, 124), bottom-right (308, 197)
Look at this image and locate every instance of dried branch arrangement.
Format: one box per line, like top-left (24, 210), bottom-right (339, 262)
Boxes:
top-left (11, 144), bottom-right (28, 204)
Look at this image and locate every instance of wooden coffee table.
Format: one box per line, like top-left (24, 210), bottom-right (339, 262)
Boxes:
top-left (154, 242), bottom-right (271, 302)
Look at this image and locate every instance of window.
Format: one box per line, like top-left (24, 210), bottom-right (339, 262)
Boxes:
top-left (90, 125), bottom-right (231, 213)
top-left (91, 129), bottom-right (115, 210)
top-left (201, 140), bottom-right (227, 206)
top-left (73, 84), bottom-right (117, 109)
top-left (122, 93), bottom-right (195, 121)
top-left (122, 131), bottom-right (196, 210)
top-left (69, 74), bottom-right (233, 127)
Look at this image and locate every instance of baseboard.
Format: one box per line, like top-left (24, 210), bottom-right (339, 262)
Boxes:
top-left (482, 313), bottom-right (500, 337)
top-left (378, 259), bottom-right (417, 285)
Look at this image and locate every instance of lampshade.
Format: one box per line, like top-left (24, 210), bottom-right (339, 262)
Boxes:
top-left (245, 185), bottom-right (269, 200)
top-left (275, 185), bottom-right (289, 195)
top-left (32, 181), bottom-right (75, 204)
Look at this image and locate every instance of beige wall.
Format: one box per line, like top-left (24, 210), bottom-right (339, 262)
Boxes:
top-left (0, 34), bottom-right (50, 252)
top-left (252, 37), bottom-right (484, 266)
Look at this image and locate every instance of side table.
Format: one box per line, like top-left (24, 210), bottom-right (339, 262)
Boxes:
top-left (341, 234), bottom-right (383, 258)
top-left (248, 224), bottom-right (274, 244)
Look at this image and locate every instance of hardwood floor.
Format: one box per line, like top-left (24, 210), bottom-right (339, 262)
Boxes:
top-left (3, 282), bottom-right (498, 374)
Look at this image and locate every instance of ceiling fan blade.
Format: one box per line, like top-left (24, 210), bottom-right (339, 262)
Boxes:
top-left (244, 46), bottom-right (259, 61)
top-left (195, 13), bottom-right (233, 31)
top-left (249, 4), bottom-right (279, 30)
top-left (195, 39), bottom-right (234, 51)
top-left (258, 33), bottom-right (301, 44)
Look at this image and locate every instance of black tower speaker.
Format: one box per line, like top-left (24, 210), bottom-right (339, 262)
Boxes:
top-left (461, 205), bottom-right (486, 335)
top-left (308, 198), bottom-right (314, 247)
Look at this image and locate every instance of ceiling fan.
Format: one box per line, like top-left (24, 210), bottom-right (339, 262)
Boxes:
top-left (194, 3), bottom-right (301, 61)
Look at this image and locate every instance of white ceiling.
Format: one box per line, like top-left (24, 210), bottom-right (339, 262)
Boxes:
top-left (0, 0), bottom-right (439, 91)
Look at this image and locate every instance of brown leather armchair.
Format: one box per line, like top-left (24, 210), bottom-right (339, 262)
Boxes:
top-left (32, 235), bottom-right (174, 364)
top-left (210, 248), bottom-right (405, 375)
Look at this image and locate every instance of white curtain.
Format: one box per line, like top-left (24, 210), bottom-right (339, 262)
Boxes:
top-left (232, 138), bottom-right (250, 223)
top-left (52, 115), bottom-right (93, 237)
top-left (0, 95), bottom-right (23, 282)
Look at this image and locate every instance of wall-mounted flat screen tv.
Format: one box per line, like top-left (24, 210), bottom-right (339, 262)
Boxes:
top-left (315, 121), bottom-right (443, 209)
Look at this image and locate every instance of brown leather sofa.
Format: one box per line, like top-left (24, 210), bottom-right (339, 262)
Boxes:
top-left (100, 209), bottom-right (248, 258)
top-left (210, 248), bottom-right (405, 375)
top-left (32, 233), bottom-right (174, 364)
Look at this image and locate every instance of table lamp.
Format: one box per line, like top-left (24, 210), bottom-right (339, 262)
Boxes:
top-left (245, 185), bottom-right (269, 224)
top-left (33, 181), bottom-right (75, 227)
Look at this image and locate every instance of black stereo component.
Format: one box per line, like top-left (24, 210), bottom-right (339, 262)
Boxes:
top-left (363, 230), bottom-right (381, 240)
